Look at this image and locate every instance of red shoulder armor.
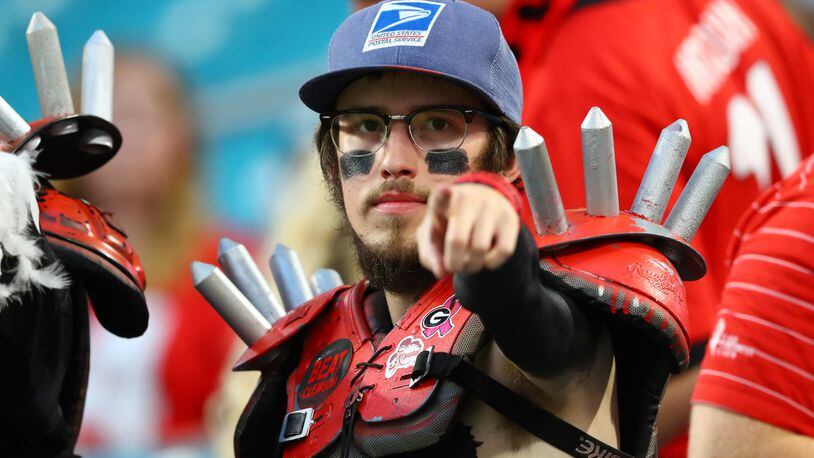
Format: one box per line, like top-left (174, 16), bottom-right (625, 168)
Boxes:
top-left (234, 286), bottom-right (351, 371)
top-left (527, 209), bottom-right (697, 371)
top-left (38, 185), bottom-right (148, 338)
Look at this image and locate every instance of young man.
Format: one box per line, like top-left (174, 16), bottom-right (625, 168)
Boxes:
top-left (352, 0), bottom-right (814, 453)
top-left (232, 1), bottom-right (715, 456)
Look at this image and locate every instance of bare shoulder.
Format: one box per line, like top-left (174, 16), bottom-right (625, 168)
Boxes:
top-left (689, 404), bottom-right (814, 458)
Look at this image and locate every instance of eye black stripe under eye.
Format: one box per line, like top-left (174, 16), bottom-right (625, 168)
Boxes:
top-left (426, 150), bottom-right (470, 175)
top-left (340, 153), bottom-right (375, 178)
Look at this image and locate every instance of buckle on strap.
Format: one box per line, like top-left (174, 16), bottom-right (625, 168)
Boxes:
top-left (278, 407), bottom-right (315, 443)
top-left (409, 346), bottom-right (435, 388)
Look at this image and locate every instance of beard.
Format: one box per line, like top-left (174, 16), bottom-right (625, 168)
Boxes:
top-left (339, 179), bottom-right (437, 296)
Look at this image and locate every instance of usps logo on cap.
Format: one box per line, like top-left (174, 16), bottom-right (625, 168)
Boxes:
top-left (363, 1), bottom-right (446, 52)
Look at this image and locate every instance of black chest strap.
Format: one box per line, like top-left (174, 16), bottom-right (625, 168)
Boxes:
top-left (408, 350), bottom-right (633, 458)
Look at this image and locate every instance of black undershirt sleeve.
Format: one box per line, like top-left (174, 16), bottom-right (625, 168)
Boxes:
top-left (453, 227), bottom-right (599, 379)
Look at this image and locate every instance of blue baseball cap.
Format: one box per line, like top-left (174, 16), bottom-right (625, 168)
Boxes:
top-left (299, 0), bottom-right (523, 124)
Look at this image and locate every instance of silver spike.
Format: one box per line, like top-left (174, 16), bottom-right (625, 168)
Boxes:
top-left (664, 146), bottom-right (730, 241)
top-left (580, 107), bottom-right (619, 216)
top-left (81, 30), bottom-right (114, 121)
top-left (26, 12), bottom-right (74, 117)
top-left (631, 120), bottom-right (691, 222)
top-left (269, 244), bottom-right (314, 312)
top-left (191, 262), bottom-right (271, 345)
top-left (513, 126), bottom-right (567, 234)
top-left (310, 268), bottom-right (344, 295)
top-left (217, 238), bottom-right (285, 323)
top-left (0, 96), bottom-right (30, 141)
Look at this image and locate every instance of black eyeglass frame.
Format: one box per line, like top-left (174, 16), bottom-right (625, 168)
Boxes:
top-left (319, 104), bottom-right (507, 155)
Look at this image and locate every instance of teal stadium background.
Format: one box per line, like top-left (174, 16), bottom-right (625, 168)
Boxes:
top-left (0, 0), bottom-right (349, 232)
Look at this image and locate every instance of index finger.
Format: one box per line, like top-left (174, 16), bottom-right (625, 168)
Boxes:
top-left (427, 185), bottom-right (452, 220)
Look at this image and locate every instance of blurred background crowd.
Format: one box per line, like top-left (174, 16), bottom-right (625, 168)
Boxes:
top-left (1, 0), bottom-right (813, 457)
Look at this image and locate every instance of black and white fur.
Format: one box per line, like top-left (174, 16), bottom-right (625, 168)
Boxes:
top-left (0, 150), bottom-right (67, 308)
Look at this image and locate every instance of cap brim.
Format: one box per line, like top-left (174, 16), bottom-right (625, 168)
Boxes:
top-left (299, 65), bottom-right (501, 115)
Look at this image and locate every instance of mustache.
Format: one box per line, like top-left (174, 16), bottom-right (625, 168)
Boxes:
top-left (361, 179), bottom-right (431, 214)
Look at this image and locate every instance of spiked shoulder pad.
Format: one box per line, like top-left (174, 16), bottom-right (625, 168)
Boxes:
top-left (38, 186), bottom-right (147, 337)
top-left (528, 209), bottom-right (706, 281)
top-left (234, 286), bottom-right (350, 371)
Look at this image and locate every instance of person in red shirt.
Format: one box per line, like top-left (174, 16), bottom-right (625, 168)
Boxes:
top-left (690, 154), bottom-right (814, 456)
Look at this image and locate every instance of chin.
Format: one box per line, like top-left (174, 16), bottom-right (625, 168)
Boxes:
top-left (366, 229), bottom-right (416, 251)
top-left (342, 209), bottom-right (435, 294)
top-left (388, 235), bottom-right (417, 253)
top-left (369, 208), bottom-right (424, 226)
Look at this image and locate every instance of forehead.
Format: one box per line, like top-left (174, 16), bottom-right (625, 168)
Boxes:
top-left (335, 71), bottom-right (484, 111)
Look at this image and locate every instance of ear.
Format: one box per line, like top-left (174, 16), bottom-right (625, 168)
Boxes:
top-left (501, 156), bottom-right (521, 182)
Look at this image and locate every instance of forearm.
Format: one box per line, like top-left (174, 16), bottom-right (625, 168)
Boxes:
top-left (453, 227), bottom-right (598, 379)
top-left (690, 404), bottom-right (814, 457)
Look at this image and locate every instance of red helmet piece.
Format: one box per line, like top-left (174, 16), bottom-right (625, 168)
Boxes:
top-left (38, 185), bottom-right (148, 338)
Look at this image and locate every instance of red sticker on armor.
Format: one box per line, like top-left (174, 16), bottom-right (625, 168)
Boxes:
top-left (421, 295), bottom-right (462, 339)
top-left (297, 339), bottom-right (353, 407)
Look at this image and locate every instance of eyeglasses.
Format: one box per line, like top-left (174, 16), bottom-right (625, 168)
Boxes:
top-left (320, 105), bottom-right (505, 156)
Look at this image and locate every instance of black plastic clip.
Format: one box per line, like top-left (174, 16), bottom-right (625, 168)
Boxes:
top-left (278, 407), bottom-right (314, 443)
top-left (409, 345), bottom-right (435, 388)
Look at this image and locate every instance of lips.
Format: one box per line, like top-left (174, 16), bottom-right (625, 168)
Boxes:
top-left (371, 192), bottom-right (427, 214)
top-left (374, 192), bottom-right (426, 205)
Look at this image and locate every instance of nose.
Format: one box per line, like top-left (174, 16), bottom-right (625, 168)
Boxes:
top-left (378, 121), bottom-right (419, 179)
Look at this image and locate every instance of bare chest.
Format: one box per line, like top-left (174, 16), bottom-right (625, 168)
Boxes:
top-left (456, 338), bottom-right (619, 457)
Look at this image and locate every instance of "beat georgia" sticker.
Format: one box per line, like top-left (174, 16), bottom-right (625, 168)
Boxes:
top-left (297, 339), bottom-right (353, 407)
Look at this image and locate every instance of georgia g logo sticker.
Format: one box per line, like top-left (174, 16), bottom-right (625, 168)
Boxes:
top-left (421, 295), bottom-right (462, 339)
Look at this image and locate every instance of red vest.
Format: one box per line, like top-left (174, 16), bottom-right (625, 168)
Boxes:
top-left (241, 277), bottom-right (487, 456)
